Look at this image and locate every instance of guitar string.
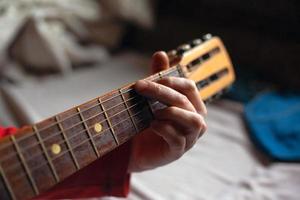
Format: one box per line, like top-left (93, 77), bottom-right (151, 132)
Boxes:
top-left (0, 94), bottom-right (140, 152)
top-left (0, 44), bottom-right (224, 187)
top-left (3, 78), bottom-right (210, 185)
top-left (0, 67), bottom-right (179, 178)
top-left (0, 66), bottom-right (179, 152)
top-left (6, 107), bottom-right (150, 175)
top-left (3, 66), bottom-right (178, 147)
top-left (0, 97), bottom-right (149, 164)
top-left (3, 107), bottom-right (149, 179)
top-left (36, 112), bottom-right (149, 172)
top-left (22, 67), bottom-right (176, 134)
top-left (30, 65), bottom-right (178, 133)
top-left (1, 64), bottom-right (221, 183)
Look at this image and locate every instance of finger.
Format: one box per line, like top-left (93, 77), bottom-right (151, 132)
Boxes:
top-left (151, 120), bottom-right (185, 156)
top-left (158, 77), bottom-right (207, 115)
top-left (155, 107), bottom-right (207, 151)
top-left (154, 106), bottom-right (207, 136)
top-left (135, 80), bottom-right (195, 112)
top-left (151, 51), bottom-right (170, 74)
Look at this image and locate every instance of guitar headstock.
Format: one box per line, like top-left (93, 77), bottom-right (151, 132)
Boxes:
top-left (167, 34), bottom-right (235, 103)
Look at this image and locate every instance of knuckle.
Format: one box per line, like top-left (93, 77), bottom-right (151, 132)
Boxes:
top-left (201, 121), bottom-right (208, 135)
top-left (202, 106), bottom-right (208, 116)
top-left (153, 82), bottom-right (162, 95)
top-left (172, 142), bottom-right (185, 159)
top-left (191, 114), bottom-right (204, 130)
top-left (173, 151), bottom-right (184, 160)
top-left (165, 123), bottom-right (185, 143)
top-left (173, 136), bottom-right (185, 150)
top-left (185, 80), bottom-right (197, 93)
top-left (163, 77), bottom-right (174, 85)
top-left (178, 95), bottom-right (190, 106)
top-left (198, 121), bottom-right (207, 138)
top-left (165, 106), bottom-right (177, 115)
top-left (163, 124), bottom-right (185, 151)
top-left (186, 138), bottom-right (196, 151)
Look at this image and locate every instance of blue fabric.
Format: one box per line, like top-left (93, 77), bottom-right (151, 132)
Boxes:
top-left (244, 92), bottom-right (300, 161)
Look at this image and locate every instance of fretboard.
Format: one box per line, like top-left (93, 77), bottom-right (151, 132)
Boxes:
top-left (0, 65), bottom-right (186, 200)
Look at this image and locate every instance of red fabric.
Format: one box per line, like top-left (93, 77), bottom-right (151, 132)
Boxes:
top-left (0, 126), bottom-right (131, 199)
top-left (0, 126), bottom-right (18, 138)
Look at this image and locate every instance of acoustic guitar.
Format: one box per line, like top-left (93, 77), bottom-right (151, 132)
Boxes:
top-left (0, 34), bottom-right (235, 200)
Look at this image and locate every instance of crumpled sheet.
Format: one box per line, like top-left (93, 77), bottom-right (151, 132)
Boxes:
top-left (0, 0), bottom-right (153, 74)
top-left (105, 101), bottom-right (300, 200)
top-left (0, 0), bottom-right (107, 73)
top-left (220, 164), bottom-right (300, 200)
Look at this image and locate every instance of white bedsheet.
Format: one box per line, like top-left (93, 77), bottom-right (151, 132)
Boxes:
top-left (2, 52), bottom-right (299, 200)
top-left (107, 101), bottom-right (300, 200)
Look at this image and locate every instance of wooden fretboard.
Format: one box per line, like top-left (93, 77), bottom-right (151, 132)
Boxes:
top-left (0, 65), bottom-right (187, 200)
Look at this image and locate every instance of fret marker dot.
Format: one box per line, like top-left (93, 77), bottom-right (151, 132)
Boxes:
top-left (51, 144), bottom-right (61, 155)
top-left (94, 123), bottom-right (102, 133)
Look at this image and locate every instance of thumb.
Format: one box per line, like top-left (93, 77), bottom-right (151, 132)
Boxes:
top-left (151, 51), bottom-right (170, 74)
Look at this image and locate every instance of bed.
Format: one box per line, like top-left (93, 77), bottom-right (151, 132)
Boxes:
top-left (1, 52), bottom-right (299, 200)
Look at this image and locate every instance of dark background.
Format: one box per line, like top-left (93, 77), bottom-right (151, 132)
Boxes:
top-left (122, 0), bottom-right (300, 99)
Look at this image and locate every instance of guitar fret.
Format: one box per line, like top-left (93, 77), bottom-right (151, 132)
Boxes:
top-left (177, 64), bottom-right (185, 78)
top-left (77, 107), bottom-right (100, 158)
top-left (11, 135), bottom-right (39, 195)
top-left (158, 72), bottom-right (163, 79)
top-left (0, 164), bottom-right (16, 200)
top-left (98, 98), bottom-right (119, 145)
top-left (119, 89), bottom-right (139, 134)
top-left (55, 116), bottom-right (81, 170)
top-left (33, 125), bottom-right (60, 182)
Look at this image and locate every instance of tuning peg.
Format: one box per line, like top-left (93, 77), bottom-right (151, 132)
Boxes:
top-left (190, 38), bottom-right (202, 47)
top-left (196, 79), bottom-right (210, 89)
top-left (203, 33), bottom-right (212, 41)
top-left (167, 49), bottom-right (178, 57)
top-left (177, 44), bottom-right (191, 55)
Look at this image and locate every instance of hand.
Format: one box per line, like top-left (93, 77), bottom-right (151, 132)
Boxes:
top-left (128, 51), bottom-right (207, 172)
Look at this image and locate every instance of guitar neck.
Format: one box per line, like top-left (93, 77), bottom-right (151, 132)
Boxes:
top-left (0, 66), bottom-right (187, 200)
top-left (0, 35), bottom-right (235, 200)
